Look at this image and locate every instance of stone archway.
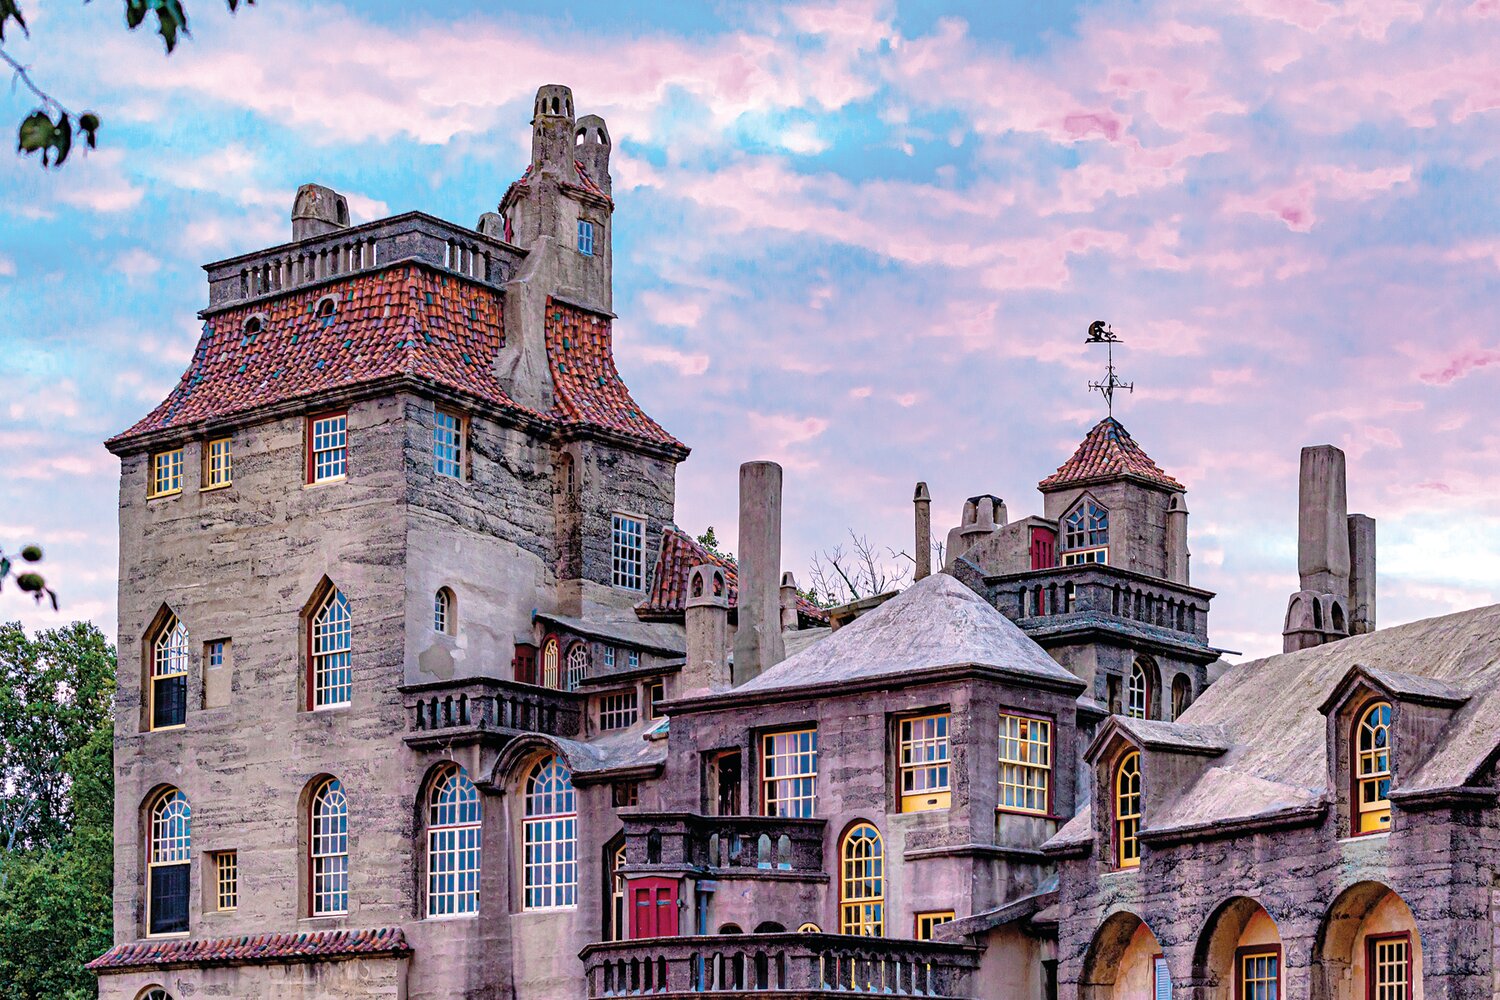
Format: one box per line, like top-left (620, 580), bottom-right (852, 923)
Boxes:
top-left (1313, 881), bottom-right (1422, 1000)
top-left (1194, 896), bottom-right (1284, 1000)
top-left (1079, 910), bottom-right (1168, 1000)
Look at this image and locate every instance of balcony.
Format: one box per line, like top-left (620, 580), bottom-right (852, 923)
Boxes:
top-left (622, 814), bottom-right (827, 879)
top-left (984, 564), bottom-right (1213, 647)
top-left (580, 933), bottom-right (980, 998)
top-left (400, 677), bottom-right (583, 747)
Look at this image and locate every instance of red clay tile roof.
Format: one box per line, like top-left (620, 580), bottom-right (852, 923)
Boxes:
top-left (110, 266), bottom-right (520, 444)
top-left (546, 299), bottom-right (684, 450)
top-left (638, 527), bottom-right (828, 626)
top-left (87, 927), bottom-right (410, 972)
top-left (1038, 417), bottom-right (1183, 491)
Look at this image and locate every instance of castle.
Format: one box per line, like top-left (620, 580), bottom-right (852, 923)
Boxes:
top-left (88, 86), bottom-right (1491, 1000)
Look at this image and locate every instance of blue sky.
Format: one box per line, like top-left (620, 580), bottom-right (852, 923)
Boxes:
top-left (2, 0), bottom-right (1499, 657)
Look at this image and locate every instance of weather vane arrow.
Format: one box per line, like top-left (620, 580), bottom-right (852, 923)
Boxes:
top-left (1085, 320), bottom-right (1133, 418)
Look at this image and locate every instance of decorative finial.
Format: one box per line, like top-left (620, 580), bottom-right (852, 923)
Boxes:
top-left (1085, 320), bottom-right (1133, 418)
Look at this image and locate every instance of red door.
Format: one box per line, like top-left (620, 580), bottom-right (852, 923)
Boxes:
top-left (630, 877), bottom-right (679, 938)
top-left (1030, 528), bottom-right (1057, 570)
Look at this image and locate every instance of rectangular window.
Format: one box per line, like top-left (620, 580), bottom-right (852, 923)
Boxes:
top-left (433, 409), bottom-right (464, 479)
top-left (577, 219), bottom-right (595, 256)
top-left (150, 621), bottom-right (189, 730)
top-left (612, 781), bottom-right (639, 808)
top-left (628, 649), bottom-right (640, 670)
top-left (603, 646), bottom-right (616, 669)
top-left (647, 679), bottom-right (665, 718)
top-left (599, 691), bottom-right (639, 731)
top-left (916, 911), bottom-right (955, 940)
top-left (899, 713), bottom-right (951, 812)
top-left (203, 437), bottom-right (232, 489)
top-left (148, 862), bottom-right (189, 934)
top-left (998, 713), bottom-right (1052, 816)
top-left (1237, 948), bottom-right (1280, 1000)
top-left (307, 412), bottom-right (347, 484)
top-left (1368, 935), bottom-right (1409, 1000)
top-left (215, 851), bottom-right (238, 911)
top-left (762, 729), bottom-right (818, 818)
top-left (612, 514), bottom-right (644, 590)
top-left (1062, 548), bottom-right (1108, 566)
top-left (149, 448), bottom-right (184, 498)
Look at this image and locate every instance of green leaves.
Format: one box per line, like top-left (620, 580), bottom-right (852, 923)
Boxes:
top-left (0, 545), bottom-right (57, 608)
top-left (122, 0), bottom-right (190, 53)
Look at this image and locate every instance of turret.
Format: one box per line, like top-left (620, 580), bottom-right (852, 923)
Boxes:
top-left (575, 114), bottom-right (612, 198)
top-left (530, 84), bottom-right (578, 182)
top-left (291, 183), bottom-right (349, 241)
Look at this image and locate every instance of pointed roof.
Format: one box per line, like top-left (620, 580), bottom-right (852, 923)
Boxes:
top-left (636, 527), bottom-right (827, 626)
top-left (730, 573), bottom-right (1083, 696)
top-left (1038, 417), bottom-right (1183, 492)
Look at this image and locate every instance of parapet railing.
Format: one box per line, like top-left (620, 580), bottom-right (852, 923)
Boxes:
top-left (580, 933), bottom-right (980, 998)
top-left (986, 564), bottom-right (1210, 641)
top-left (621, 814), bottom-right (826, 877)
top-left (204, 212), bottom-right (524, 311)
top-left (401, 677), bottom-right (583, 741)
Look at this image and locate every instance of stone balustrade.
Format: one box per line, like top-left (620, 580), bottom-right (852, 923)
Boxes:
top-left (580, 933), bottom-right (980, 998)
top-left (985, 564), bottom-right (1211, 643)
top-left (621, 813), bottom-right (827, 877)
top-left (205, 212), bottom-right (524, 311)
top-left (401, 677), bottom-right (583, 742)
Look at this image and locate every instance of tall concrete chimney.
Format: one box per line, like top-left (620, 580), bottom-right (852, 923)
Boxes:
top-left (1165, 491), bottom-right (1190, 585)
top-left (684, 564), bottom-right (731, 691)
top-left (732, 461), bottom-right (785, 686)
top-left (914, 483), bottom-right (932, 581)
top-left (1297, 445), bottom-right (1351, 596)
top-left (1347, 513), bottom-right (1376, 635)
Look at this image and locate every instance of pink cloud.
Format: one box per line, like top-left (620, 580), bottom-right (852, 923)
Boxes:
top-left (1417, 348), bottom-right (1500, 386)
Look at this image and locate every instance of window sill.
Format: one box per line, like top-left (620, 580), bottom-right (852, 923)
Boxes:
top-left (302, 912), bottom-right (349, 922)
top-left (144, 931), bottom-right (190, 940)
top-left (423, 912), bottom-right (480, 922)
top-left (1340, 830), bottom-right (1391, 844)
top-left (145, 724), bottom-right (187, 733)
top-left (200, 483), bottom-right (233, 493)
top-left (304, 476), bottom-right (347, 489)
top-left (996, 807), bottom-right (1061, 821)
top-left (146, 490), bottom-right (183, 501)
top-left (311, 703), bottom-right (351, 714)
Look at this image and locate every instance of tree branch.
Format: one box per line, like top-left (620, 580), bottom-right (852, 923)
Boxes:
top-left (0, 44), bottom-right (69, 117)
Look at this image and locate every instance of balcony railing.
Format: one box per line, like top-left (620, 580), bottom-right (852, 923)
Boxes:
top-left (985, 564), bottom-right (1211, 643)
top-left (580, 933), bottom-right (980, 998)
top-left (621, 814), bottom-right (827, 877)
top-left (401, 677), bottom-right (583, 742)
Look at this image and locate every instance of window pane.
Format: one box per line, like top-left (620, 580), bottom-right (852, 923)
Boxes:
top-left (763, 730), bottom-right (818, 818)
top-left (611, 515), bottom-right (644, 590)
top-left (310, 414), bottom-right (347, 483)
top-left (149, 864), bottom-right (190, 934)
top-left (433, 411), bottom-right (463, 479)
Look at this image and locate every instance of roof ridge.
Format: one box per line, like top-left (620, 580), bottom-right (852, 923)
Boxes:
top-left (1038, 417), bottom-right (1183, 491)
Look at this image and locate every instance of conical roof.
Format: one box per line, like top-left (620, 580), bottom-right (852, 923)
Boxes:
top-left (1038, 417), bottom-right (1182, 492)
top-left (733, 573), bottom-right (1082, 695)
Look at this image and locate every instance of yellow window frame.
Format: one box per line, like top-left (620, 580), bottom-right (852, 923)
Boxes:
top-left (203, 437), bottom-right (232, 490)
top-left (148, 448), bottom-right (184, 498)
top-left (915, 911), bottom-right (956, 940)
top-left (215, 850), bottom-right (238, 911)
top-left (998, 713), bottom-right (1052, 816)
top-left (1115, 751), bottom-right (1141, 869)
top-left (898, 712), bottom-right (951, 812)
top-left (762, 729), bottom-right (818, 818)
top-left (839, 823), bottom-right (884, 936)
top-left (1355, 700), bottom-right (1393, 834)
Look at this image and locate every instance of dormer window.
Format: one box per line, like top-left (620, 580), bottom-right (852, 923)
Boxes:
top-left (577, 219), bottom-right (595, 256)
top-left (1062, 499), bottom-right (1109, 565)
top-left (1354, 701), bottom-right (1392, 834)
top-left (1114, 751), bottom-right (1141, 869)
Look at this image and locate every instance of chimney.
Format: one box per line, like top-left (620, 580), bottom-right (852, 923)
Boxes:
top-left (1165, 492), bottom-right (1190, 585)
top-left (530, 84), bottom-right (578, 182)
top-left (1347, 513), bottom-right (1376, 635)
top-left (291, 184), bottom-right (349, 241)
top-left (1283, 444), bottom-right (1375, 652)
top-left (913, 483), bottom-right (932, 581)
top-left (575, 114), bottom-right (613, 197)
top-left (684, 564), bottom-right (731, 691)
top-left (779, 572), bottom-right (800, 632)
top-left (732, 461), bottom-right (786, 686)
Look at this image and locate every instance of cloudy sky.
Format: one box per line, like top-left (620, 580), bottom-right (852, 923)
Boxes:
top-left (1, 0), bottom-right (1497, 658)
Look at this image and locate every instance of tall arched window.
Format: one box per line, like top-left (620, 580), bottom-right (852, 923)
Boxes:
top-left (1127, 660), bottom-right (1150, 719)
top-left (310, 588), bottom-right (352, 709)
top-left (839, 823), bottom-right (884, 936)
top-left (523, 755), bottom-right (577, 909)
top-left (310, 777), bottom-right (349, 915)
top-left (147, 789), bottom-right (191, 935)
top-left (433, 588), bottom-right (455, 636)
top-left (1115, 752), bottom-right (1141, 869)
top-left (540, 636), bottom-right (560, 689)
top-left (1062, 499), bottom-right (1109, 564)
top-left (1171, 674), bottom-right (1192, 721)
top-left (149, 615), bottom-right (189, 730)
top-left (610, 842), bottom-right (628, 941)
top-left (1354, 701), bottom-right (1393, 835)
top-left (565, 642), bottom-right (589, 691)
top-left (426, 765), bottom-right (481, 916)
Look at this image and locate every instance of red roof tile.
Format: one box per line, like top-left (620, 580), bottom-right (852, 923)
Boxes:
top-left (1038, 417), bottom-right (1183, 491)
top-left (638, 527), bottom-right (827, 626)
top-left (87, 927), bottom-right (410, 972)
top-left (546, 299), bottom-right (684, 450)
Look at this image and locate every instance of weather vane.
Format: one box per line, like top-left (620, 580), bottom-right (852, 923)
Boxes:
top-left (1085, 320), bottom-right (1133, 418)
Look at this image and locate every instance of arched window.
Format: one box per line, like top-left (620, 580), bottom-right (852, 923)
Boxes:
top-left (1171, 674), bottom-right (1192, 721)
top-left (138, 990), bottom-right (175, 1000)
top-left (610, 842), bottom-right (628, 941)
top-left (148, 789), bottom-right (191, 935)
top-left (316, 297), bottom-right (337, 319)
top-left (565, 642), bottom-right (589, 691)
top-left (839, 823), bottom-right (884, 936)
top-left (540, 636), bottom-right (560, 689)
top-left (433, 588), bottom-right (455, 636)
top-left (427, 765), bottom-right (481, 917)
top-left (1127, 660), bottom-right (1150, 719)
top-left (1115, 752), bottom-right (1141, 869)
top-left (523, 755), bottom-right (577, 909)
top-left (798, 922), bottom-right (821, 933)
top-left (149, 614), bottom-right (189, 730)
top-left (1354, 701), bottom-right (1392, 835)
top-left (310, 588), bottom-right (352, 709)
top-left (310, 778), bottom-right (349, 915)
top-left (1063, 499), bottom-right (1109, 564)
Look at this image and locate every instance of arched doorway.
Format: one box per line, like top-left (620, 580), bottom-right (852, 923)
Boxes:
top-left (1195, 896), bottom-right (1284, 999)
top-left (1314, 881), bottom-right (1422, 999)
top-left (1079, 911), bottom-right (1170, 1000)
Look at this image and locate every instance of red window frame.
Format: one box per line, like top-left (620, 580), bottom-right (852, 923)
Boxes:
top-left (305, 410), bottom-right (348, 485)
top-left (1364, 931), bottom-right (1412, 1000)
top-left (629, 877), bottom-right (679, 939)
top-left (1233, 943), bottom-right (1282, 1000)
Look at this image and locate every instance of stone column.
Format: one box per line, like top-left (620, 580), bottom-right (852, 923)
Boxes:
top-left (1347, 513), bottom-right (1376, 634)
top-left (779, 571), bottom-right (799, 632)
top-left (684, 564), bottom-right (731, 691)
top-left (1165, 492), bottom-right (1190, 585)
top-left (1297, 445), bottom-right (1351, 595)
top-left (914, 482), bottom-right (932, 581)
top-left (732, 461), bottom-right (785, 686)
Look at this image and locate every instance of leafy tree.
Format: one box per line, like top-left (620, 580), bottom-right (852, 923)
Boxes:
top-left (0, 622), bottom-right (115, 1000)
top-left (2, 0), bottom-right (254, 167)
top-left (695, 526), bottom-right (732, 562)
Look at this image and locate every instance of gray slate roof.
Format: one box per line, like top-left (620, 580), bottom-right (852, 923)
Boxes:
top-left (1050, 602), bottom-right (1500, 845)
top-left (733, 573), bottom-right (1082, 696)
